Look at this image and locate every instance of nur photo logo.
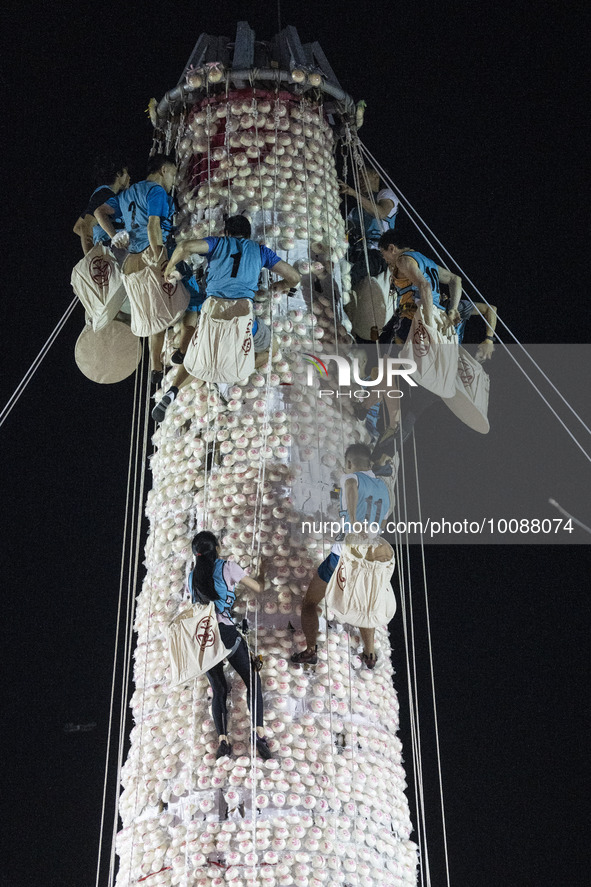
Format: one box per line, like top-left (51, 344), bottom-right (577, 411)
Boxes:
top-left (303, 352), bottom-right (418, 400)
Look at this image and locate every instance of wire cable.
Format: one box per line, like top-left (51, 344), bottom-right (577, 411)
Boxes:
top-left (411, 431), bottom-right (452, 887)
top-left (0, 296), bottom-right (78, 429)
top-left (94, 337), bottom-right (144, 887)
top-left (549, 498), bottom-right (591, 535)
top-left (358, 141), bottom-right (591, 454)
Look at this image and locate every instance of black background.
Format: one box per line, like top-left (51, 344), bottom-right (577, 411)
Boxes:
top-left (1, 2), bottom-right (589, 886)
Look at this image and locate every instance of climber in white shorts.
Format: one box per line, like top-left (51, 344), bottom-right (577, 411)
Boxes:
top-left (291, 443), bottom-right (392, 670)
top-left (152, 216), bottom-right (300, 423)
top-left (165, 214), bottom-right (300, 353)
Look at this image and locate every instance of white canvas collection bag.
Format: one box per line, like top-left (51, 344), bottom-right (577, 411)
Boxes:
top-left (399, 304), bottom-right (458, 398)
top-left (122, 248), bottom-right (189, 337)
top-left (166, 602), bottom-right (231, 686)
top-left (349, 269), bottom-right (392, 341)
top-left (444, 346), bottom-right (491, 433)
top-left (183, 296), bottom-right (255, 384)
top-left (70, 244), bottom-right (126, 332)
top-left (325, 534), bottom-right (396, 628)
top-left (74, 319), bottom-right (141, 384)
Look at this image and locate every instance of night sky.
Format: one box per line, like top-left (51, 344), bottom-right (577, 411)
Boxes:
top-left (1, 2), bottom-right (589, 886)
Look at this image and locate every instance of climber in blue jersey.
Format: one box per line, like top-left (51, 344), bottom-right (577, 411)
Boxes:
top-left (73, 156), bottom-right (130, 255)
top-left (376, 228), bottom-right (462, 343)
top-left (151, 215), bottom-right (300, 422)
top-left (163, 214), bottom-right (296, 364)
top-left (351, 230), bottom-right (463, 466)
top-left (291, 443), bottom-right (392, 670)
top-left (165, 214), bottom-right (300, 308)
top-left (96, 154), bottom-right (179, 384)
top-left (163, 213), bottom-right (300, 368)
top-left (190, 530), bottom-right (272, 761)
top-left (95, 154), bottom-right (202, 384)
top-left (95, 153), bottom-right (176, 255)
top-left (338, 167), bottom-right (399, 343)
top-left (339, 166), bottom-right (398, 271)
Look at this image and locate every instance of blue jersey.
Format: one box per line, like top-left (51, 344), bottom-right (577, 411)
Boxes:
top-left (115, 181), bottom-right (174, 253)
top-left (395, 250), bottom-right (444, 310)
top-left (93, 225), bottom-right (111, 245)
top-left (340, 470), bottom-right (390, 527)
top-left (347, 189), bottom-right (398, 250)
top-left (81, 185), bottom-right (124, 245)
top-left (454, 298), bottom-right (474, 343)
top-left (212, 559), bottom-right (236, 617)
top-left (188, 559), bottom-right (237, 619)
top-left (204, 236), bottom-right (281, 300)
top-left (364, 401), bottom-right (382, 444)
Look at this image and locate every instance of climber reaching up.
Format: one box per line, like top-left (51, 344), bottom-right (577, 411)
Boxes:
top-left (151, 216), bottom-right (301, 423)
top-left (189, 531), bottom-right (273, 761)
top-left (339, 165), bottom-right (399, 343)
top-left (377, 228), bottom-right (462, 341)
top-left (94, 154), bottom-right (202, 386)
top-left (73, 156), bottom-right (130, 255)
top-left (291, 443), bottom-right (393, 670)
top-left (94, 153), bottom-right (176, 256)
top-left (165, 214), bottom-right (300, 312)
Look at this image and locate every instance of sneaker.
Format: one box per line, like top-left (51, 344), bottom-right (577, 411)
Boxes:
top-left (216, 740), bottom-right (232, 760)
top-left (255, 736), bottom-right (273, 760)
top-left (290, 647), bottom-right (318, 666)
top-left (151, 387), bottom-right (178, 423)
top-left (151, 370), bottom-right (164, 388)
top-left (171, 348), bottom-right (185, 365)
top-left (361, 652), bottom-right (379, 670)
top-left (373, 463), bottom-right (393, 477)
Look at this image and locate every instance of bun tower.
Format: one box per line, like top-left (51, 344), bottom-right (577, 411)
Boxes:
top-left (114, 23), bottom-right (418, 887)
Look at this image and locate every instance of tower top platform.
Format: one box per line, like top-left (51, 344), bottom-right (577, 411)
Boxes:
top-left (154, 22), bottom-right (356, 125)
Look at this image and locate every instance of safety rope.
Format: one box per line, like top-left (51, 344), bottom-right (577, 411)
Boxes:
top-left (549, 498), bottom-right (591, 535)
top-left (244, 93), bottom-right (279, 574)
top-left (401, 423), bottom-right (432, 887)
top-left (89, 341), bottom-right (151, 887)
top-left (302, 110), bottom-right (362, 858)
top-left (411, 431), bottom-right (452, 887)
top-left (252, 87), bottom-right (268, 249)
top-left (0, 296), bottom-right (78, 430)
top-left (206, 102), bottom-right (213, 236)
top-left (323, 112), bottom-right (351, 473)
top-left (111, 351), bottom-right (153, 887)
top-left (94, 337), bottom-right (144, 887)
top-left (312, 103), bottom-right (339, 756)
top-left (344, 133), bottom-right (385, 340)
top-left (223, 95), bottom-right (232, 231)
top-left (394, 423), bottom-right (430, 887)
top-left (358, 141), bottom-right (591, 462)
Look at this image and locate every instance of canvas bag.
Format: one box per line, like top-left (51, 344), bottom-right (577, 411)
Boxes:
top-left (122, 248), bottom-right (189, 337)
top-left (349, 269), bottom-right (392, 341)
top-left (70, 244), bottom-right (127, 332)
top-left (75, 318), bottom-right (141, 384)
top-left (325, 533), bottom-right (397, 628)
top-left (399, 304), bottom-right (458, 398)
top-left (166, 602), bottom-right (231, 686)
top-left (183, 296), bottom-right (255, 384)
top-left (443, 346), bottom-right (491, 433)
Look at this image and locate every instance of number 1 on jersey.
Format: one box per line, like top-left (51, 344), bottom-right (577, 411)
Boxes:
top-left (230, 250), bottom-right (242, 278)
